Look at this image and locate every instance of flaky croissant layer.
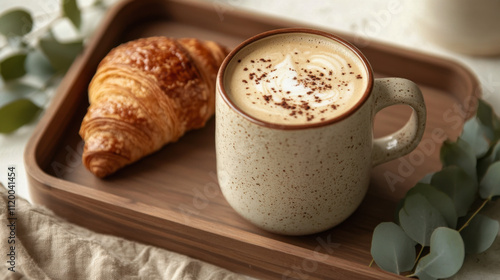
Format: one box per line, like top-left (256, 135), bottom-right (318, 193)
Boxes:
top-left (79, 37), bottom-right (228, 178)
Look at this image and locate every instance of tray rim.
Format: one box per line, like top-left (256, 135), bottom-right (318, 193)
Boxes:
top-left (24, 0), bottom-right (481, 279)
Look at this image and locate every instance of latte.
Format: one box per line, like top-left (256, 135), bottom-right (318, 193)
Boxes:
top-left (224, 33), bottom-right (369, 125)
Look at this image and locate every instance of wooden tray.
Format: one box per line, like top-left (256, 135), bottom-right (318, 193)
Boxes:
top-left (24, 0), bottom-right (480, 279)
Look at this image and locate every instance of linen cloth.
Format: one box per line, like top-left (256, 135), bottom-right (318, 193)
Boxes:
top-left (0, 184), bottom-right (245, 280)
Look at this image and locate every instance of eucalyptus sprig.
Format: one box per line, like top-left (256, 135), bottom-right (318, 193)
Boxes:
top-left (370, 99), bottom-right (500, 279)
top-left (0, 0), bottom-right (108, 134)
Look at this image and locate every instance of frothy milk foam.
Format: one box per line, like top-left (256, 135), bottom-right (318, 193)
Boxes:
top-left (225, 33), bottom-right (369, 125)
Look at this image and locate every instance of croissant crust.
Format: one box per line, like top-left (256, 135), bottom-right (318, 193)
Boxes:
top-left (79, 37), bottom-right (228, 178)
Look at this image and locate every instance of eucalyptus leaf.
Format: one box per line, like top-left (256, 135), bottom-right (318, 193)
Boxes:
top-left (24, 48), bottom-right (55, 80)
top-left (440, 138), bottom-right (477, 181)
top-left (62, 0), bottom-right (81, 29)
top-left (415, 227), bottom-right (465, 279)
top-left (0, 9), bottom-right (33, 37)
top-left (460, 214), bottom-right (499, 254)
top-left (0, 81), bottom-right (38, 107)
top-left (477, 98), bottom-right (500, 142)
top-left (407, 183), bottom-right (457, 228)
top-left (430, 166), bottom-right (477, 217)
top-left (479, 161), bottom-right (500, 199)
top-left (394, 198), bottom-right (404, 225)
top-left (93, 0), bottom-right (105, 8)
top-left (399, 193), bottom-right (447, 246)
top-left (371, 222), bottom-right (416, 274)
top-left (414, 271), bottom-right (438, 280)
top-left (419, 172), bottom-right (434, 184)
top-left (477, 156), bottom-right (490, 181)
top-left (39, 32), bottom-right (83, 72)
top-left (494, 117), bottom-right (500, 141)
top-left (0, 98), bottom-right (41, 133)
top-left (0, 52), bottom-right (27, 81)
top-left (461, 117), bottom-right (490, 158)
top-left (491, 141), bottom-right (500, 162)
top-left (477, 140), bottom-right (500, 180)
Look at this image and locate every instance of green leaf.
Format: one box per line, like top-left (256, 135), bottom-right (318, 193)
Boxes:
top-left (0, 98), bottom-right (41, 133)
top-left (491, 141), bottom-right (500, 162)
top-left (0, 81), bottom-right (38, 107)
top-left (431, 166), bottom-right (477, 217)
top-left (415, 227), bottom-right (465, 279)
top-left (407, 183), bottom-right (457, 228)
top-left (93, 0), bottom-right (105, 8)
top-left (419, 172), bottom-right (434, 184)
top-left (62, 0), bottom-right (81, 29)
top-left (478, 140), bottom-right (500, 179)
top-left (399, 193), bottom-right (447, 246)
top-left (371, 222), bottom-right (417, 274)
top-left (440, 138), bottom-right (477, 181)
top-left (39, 32), bottom-right (83, 72)
top-left (24, 49), bottom-right (55, 80)
top-left (394, 198), bottom-right (404, 225)
top-left (479, 161), bottom-right (500, 199)
top-left (415, 271), bottom-right (437, 280)
top-left (0, 52), bottom-right (28, 81)
top-left (461, 117), bottom-right (490, 158)
top-left (0, 9), bottom-right (33, 37)
top-left (477, 98), bottom-right (500, 142)
top-left (460, 214), bottom-right (499, 254)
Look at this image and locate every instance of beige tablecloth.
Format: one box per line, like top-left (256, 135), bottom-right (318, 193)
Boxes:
top-left (0, 184), bottom-right (245, 280)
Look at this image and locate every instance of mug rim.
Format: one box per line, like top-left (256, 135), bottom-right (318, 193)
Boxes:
top-left (217, 28), bottom-right (374, 130)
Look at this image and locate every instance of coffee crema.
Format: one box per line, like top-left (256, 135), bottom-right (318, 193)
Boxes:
top-left (224, 33), bottom-right (369, 125)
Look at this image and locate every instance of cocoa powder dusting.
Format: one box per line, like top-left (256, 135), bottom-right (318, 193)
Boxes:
top-left (239, 52), bottom-right (364, 122)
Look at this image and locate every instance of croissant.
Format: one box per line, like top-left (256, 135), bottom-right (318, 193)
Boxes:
top-left (79, 37), bottom-right (228, 178)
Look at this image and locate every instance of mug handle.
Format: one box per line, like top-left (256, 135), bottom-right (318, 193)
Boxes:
top-left (371, 78), bottom-right (427, 166)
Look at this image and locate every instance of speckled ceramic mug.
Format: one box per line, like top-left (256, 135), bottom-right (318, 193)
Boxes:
top-left (215, 28), bottom-right (426, 235)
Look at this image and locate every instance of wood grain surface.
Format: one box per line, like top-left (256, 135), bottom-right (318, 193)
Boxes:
top-left (24, 0), bottom-right (480, 279)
